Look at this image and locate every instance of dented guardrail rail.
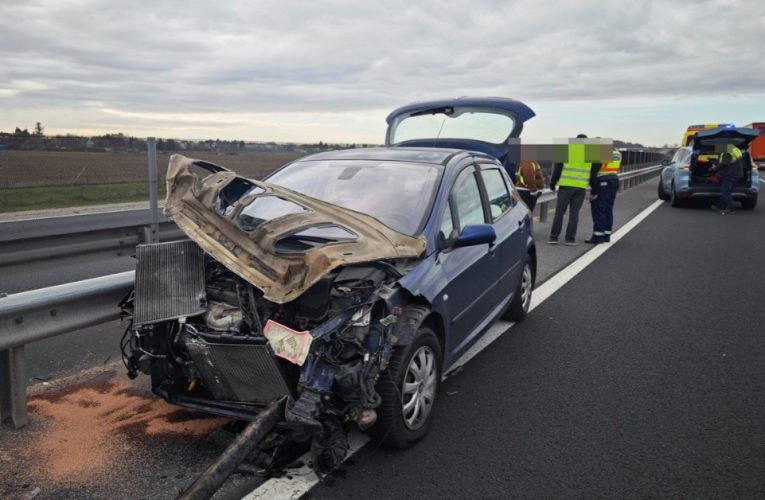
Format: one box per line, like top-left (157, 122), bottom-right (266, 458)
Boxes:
top-left (0, 161), bottom-right (666, 429)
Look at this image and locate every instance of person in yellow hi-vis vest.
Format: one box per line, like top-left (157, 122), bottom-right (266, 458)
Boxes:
top-left (585, 148), bottom-right (621, 244)
top-left (548, 134), bottom-right (601, 245)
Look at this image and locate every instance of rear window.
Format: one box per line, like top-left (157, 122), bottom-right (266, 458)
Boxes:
top-left (391, 109), bottom-right (516, 145)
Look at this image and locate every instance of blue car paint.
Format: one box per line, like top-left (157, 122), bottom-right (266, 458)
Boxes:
top-left (385, 97), bottom-right (537, 165)
top-left (267, 98), bottom-right (538, 371)
top-left (385, 96), bottom-right (536, 127)
top-left (396, 151), bottom-right (533, 368)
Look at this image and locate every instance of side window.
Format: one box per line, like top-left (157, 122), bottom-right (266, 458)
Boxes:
top-left (677, 150), bottom-right (692, 165)
top-left (480, 167), bottom-right (513, 220)
top-left (452, 168), bottom-right (485, 229)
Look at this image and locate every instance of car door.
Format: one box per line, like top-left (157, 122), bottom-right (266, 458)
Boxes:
top-left (662, 149), bottom-right (684, 191)
top-left (475, 162), bottom-right (527, 301)
top-left (436, 165), bottom-right (502, 358)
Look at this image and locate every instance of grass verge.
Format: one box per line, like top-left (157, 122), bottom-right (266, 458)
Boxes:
top-left (0, 182), bottom-right (166, 213)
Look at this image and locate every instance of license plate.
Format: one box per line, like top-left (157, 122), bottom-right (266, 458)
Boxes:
top-left (263, 320), bottom-right (312, 366)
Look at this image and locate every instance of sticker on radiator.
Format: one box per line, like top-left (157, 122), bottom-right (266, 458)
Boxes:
top-left (263, 320), bottom-right (313, 366)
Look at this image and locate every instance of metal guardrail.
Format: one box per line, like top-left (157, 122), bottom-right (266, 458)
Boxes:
top-left (0, 272), bottom-right (134, 427)
top-left (535, 162), bottom-right (664, 222)
top-left (0, 221), bottom-right (184, 268)
top-left (0, 161), bottom-right (666, 429)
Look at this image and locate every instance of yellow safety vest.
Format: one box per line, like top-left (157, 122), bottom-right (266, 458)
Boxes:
top-left (725, 144), bottom-right (743, 160)
top-left (559, 143), bottom-right (591, 189)
top-left (598, 149), bottom-right (622, 176)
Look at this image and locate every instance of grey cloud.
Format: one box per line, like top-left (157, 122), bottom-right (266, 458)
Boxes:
top-left (1, 0), bottom-right (764, 135)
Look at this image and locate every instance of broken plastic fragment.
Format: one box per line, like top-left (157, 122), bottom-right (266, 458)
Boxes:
top-left (263, 320), bottom-right (313, 366)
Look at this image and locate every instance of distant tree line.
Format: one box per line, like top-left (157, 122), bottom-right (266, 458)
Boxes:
top-left (0, 125), bottom-right (375, 153)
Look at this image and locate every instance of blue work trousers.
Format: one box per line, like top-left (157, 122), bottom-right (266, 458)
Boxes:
top-left (591, 176), bottom-right (619, 237)
top-left (718, 176), bottom-right (735, 211)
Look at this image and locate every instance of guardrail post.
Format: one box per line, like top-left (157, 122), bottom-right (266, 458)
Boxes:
top-left (0, 345), bottom-right (28, 428)
top-left (538, 200), bottom-right (549, 222)
top-left (147, 137), bottom-right (159, 243)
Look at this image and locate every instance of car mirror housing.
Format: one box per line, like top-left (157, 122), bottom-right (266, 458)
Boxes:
top-left (453, 224), bottom-right (496, 248)
top-left (661, 159), bottom-right (671, 166)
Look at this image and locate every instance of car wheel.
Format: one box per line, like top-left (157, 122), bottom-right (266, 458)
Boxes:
top-left (502, 254), bottom-right (534, 322)
top-left (741, 197), bottom-right (757, 210)
top-left (657, 178), bottom-right (670, 201)
top-left (372, 326), bottom-right (441, 449)
top-left (670, 181), bottom-right (683, 207)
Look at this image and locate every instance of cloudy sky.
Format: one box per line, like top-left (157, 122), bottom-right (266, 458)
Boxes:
top-left (1, 0), bottom-right (764, 146)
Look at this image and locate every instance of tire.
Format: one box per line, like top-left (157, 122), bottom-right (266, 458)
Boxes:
top-left (372, 326), bottom-right (442, 449)
top-left (658, 178), bottom-right (670, 201)
top-left (502, 254), bottom-right (534, 322)
top-left (741, 197), bottom-right (757, 210)
top-left (670, 181), bottom-right (683, 208)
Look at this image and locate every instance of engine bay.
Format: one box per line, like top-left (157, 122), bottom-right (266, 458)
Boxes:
top-left (120, 240), bottom-right (413, 472)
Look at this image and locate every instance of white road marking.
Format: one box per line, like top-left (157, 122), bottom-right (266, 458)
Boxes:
top-left (529, 199), bottom-right (664, 307)
top-left (759, 178), bottom-right (765, 184)
top-left (242, 432), bottom-right (368, 500)
top-left (445, 199), bottom-right (664, 374)
top-left (243, 198), bottom-right (665, 500)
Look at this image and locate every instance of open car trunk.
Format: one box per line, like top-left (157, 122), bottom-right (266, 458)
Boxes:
top-left (689, 127), bottom-right (759, 187)
top-left (689, 151), bottom-right (753, 186)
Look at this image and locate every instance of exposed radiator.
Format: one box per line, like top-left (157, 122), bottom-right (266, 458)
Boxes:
top-left (133, 240), bottom-right (206, 325)
top-left (184, 333), bottom-right (295, 403)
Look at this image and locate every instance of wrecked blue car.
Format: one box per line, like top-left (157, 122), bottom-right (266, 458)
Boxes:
top-left (120, 97), bottom-right (537, 472)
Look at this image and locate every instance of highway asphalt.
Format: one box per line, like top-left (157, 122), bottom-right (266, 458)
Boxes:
top-left (309, 187), bottom-right (765, 498)
top-left (2, 177), bottom-right (764, 498)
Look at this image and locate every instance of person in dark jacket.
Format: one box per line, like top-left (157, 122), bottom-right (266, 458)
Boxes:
top-left (711, 150), bottom-right (743, 213)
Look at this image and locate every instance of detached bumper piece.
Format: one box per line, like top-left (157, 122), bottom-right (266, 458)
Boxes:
top-left (179, 397), bottom-right (287, 500)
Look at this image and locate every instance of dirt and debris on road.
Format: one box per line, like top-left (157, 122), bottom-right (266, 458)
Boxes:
top-left (0, 370), bottom-right (264, 500)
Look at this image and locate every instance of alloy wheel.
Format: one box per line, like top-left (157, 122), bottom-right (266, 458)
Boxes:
top-left (520, 263), bottom-right (533, 313)
top-left (401, 346), bottom-right (437, 431)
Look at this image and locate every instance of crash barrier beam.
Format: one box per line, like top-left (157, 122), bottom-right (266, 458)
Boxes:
top-left (0, 271), bottom-right (135, 428)
top-left (0, 160), bottom-right (667, 429)
top-left (0, 222), bottom-right (184, 268)
top-left (535, 162), bottom-right (665, 222)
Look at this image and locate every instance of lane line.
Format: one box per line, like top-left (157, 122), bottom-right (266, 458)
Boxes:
top-left (244, 198), bottom-right (665, 500)
top-left (759, 178), bottom-right (765, 184)
top-left (446, 199), bottom-right (664, 373)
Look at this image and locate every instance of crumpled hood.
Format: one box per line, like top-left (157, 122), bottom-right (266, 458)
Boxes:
top-left (165, 155), bottom-right (426, 304)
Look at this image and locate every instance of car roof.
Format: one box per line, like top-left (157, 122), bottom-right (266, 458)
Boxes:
top-left (296, 146), bottom-right (464, 166)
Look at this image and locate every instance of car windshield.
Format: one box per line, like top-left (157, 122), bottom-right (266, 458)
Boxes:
top-left (267, 160), bottom-right (441, 235)
top-left (391, 109), bottom-right (516, 145)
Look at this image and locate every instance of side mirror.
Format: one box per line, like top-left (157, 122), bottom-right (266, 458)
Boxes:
top-left (453, 224), bottom-right (496, 248)
top-left (661, 159), bottom-right (671, 166)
